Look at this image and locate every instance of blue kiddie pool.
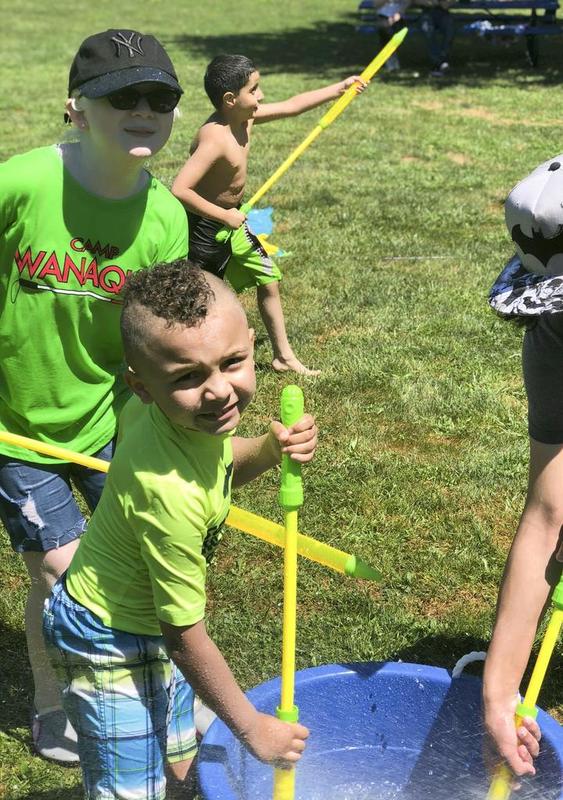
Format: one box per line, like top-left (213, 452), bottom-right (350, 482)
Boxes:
top-left (198, 661), bottom-right (563, 800)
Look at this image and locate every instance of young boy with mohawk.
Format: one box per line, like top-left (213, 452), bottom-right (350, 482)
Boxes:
top-left (44, 260), bottom-right (316, 799)
top-left (172, 54), bottom-right (365, 376)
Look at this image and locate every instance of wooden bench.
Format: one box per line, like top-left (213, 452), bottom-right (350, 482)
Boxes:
top-left (357, 0), bottom-right (562, 65)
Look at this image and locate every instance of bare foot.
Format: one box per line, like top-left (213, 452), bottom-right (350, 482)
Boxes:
top-left (271, 356), bottom-right (321, 376)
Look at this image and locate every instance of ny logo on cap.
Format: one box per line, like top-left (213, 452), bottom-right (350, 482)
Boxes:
top-left (111, 32), bottom-right (144, 58)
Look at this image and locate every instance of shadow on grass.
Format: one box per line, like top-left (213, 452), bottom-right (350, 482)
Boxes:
top-left (390, 631), bottom-right (563, 714)
top-left (0, 620), bottom-right (33, 734)
top-left (15, 790), bottom-right (83, 800)
top-left (170, 11), bottom-right (563, 87)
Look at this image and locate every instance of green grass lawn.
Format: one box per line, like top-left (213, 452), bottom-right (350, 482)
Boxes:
top-left (1, 1), bottom-right (562, 797)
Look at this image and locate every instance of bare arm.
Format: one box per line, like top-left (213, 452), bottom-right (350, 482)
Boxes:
top-left (232, 414), bottom-right (317, 488)
top-left (254, 76), bottom-right (366, 124)
top-left (172, 137), bottom-right (243, 227)
top-left (161, 618), bottom-right (309, 764)
top-left (483, 439), bottom-right (563, 776)
top-left (232, 431), bottom-right (279, 488)
top-left (162, 618), bottom-right (255, 732)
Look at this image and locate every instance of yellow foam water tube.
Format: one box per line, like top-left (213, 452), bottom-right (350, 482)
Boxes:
top-left (0, 430), bottom-right (113, 472)
top-left (215, 27), bottom-right (409, 243)
top-left (273, 385), bottom-right (304, 800)
top-left (226, 505), bottom-right (381, 581)
top-left (487, 575), bottom-right (563, 800)
top-left (0, 429), bottom-right (382, 580)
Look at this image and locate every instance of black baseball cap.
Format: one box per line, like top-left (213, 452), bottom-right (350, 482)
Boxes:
top-left (68, 29), bottom-right (183, 98)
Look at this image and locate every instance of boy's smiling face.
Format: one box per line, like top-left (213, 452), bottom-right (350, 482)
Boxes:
top-left (232, 70), bottom-right (263, 119)
top-left (126, 295), bottom-right (256, 435)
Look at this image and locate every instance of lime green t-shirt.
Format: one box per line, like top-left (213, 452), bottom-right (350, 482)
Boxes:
top-left (0, 145), bottom-right (188, 461)
top-left (66, 397), bottom-right (233, 636)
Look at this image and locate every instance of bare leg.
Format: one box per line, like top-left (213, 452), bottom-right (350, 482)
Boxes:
top-left (256, 282), bottom-right (320, 376)
top-left (22, 540), bottom-right (79, 712)
top-left (166, 756), bottom-right (196, 799)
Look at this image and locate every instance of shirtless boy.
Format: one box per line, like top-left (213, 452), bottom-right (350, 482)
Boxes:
top-left (172, 54), bottom-right (365, 375)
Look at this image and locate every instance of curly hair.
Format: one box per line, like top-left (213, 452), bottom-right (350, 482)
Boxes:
top-left (120, 259), bottom-right (215, 363)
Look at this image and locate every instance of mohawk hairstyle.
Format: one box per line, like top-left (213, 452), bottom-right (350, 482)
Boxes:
top-left (204, 54), bottom-right (257, 109)
top-left (120, 259), bottom-right (215, 363)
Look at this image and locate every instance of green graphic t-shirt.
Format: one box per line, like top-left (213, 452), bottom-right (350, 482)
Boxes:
top-left (0, 146), bottom-right (188, 461)
top-left (67, 397), bottom-right (234, 636)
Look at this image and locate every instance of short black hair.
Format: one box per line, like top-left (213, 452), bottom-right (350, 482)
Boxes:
top-left (204, 54), bottom-right (257, 109)
top-left (120, 259), bottom-right (215, 363)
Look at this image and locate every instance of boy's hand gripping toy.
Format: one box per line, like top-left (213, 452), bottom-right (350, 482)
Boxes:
top-left (486, 573), bottom-right (563, 800)
top-left (215, 27), bottom-right (408, 244)
top-left (0, 429), bottom-right (381, 580)
top-left (273, 385), bottom-right (305, 800)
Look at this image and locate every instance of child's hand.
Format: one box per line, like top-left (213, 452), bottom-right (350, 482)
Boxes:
top-left (269, 414), bottom-right (318, 464)
top-left (223, 208), bottom-right (246, 230)
top-left (340, 76), bottom-right (368, 95)
top-left (241, 711), bottom-right (309, 766)
top-left (484, 700), bottom-right (541, 782)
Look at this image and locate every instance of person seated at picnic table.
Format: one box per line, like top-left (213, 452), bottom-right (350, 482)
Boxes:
top-left (370, 0), bottom-right (411, 71)
top-left (418, 0), bottom-right (454, 76)
top-left (369, 0), bottom-right (454, 76)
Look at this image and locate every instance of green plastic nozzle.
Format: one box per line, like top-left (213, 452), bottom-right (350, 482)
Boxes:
top-left (515, 702), bottom-right (539, 720)
top-left (553, 575), bottom-right (563, 610)
top-left (344, 555), bottom-right (383, 582)
top-left (279, 385), bottom-right (304, 510)
top-left (276, 704), bottom-right (299, 723)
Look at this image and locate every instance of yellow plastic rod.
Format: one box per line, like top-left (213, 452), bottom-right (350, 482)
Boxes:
top-left (486, 583), bottom-right (563, 800)
top-left (523, 608), bottom-right (562, 702)
top-left (487, 765), bottom-right (513, 800)
top-left (274, 386), bottom-right (304, 800)
top-left (245, 27), bottom-right (408, 213)
top-left (226, 505), bottom-right (382, 581)
top-left (0, 430), bottom-right (111, 472)
top-left (273, 765), bottom-right (296, 800)
top-left (316, 26), bottom-right (408, 129)
top-left (0, 429), bottom-right (382, 580)
top-left (245, 128), bottom-right (322, 213)
top-left (278, 508), bottom-right (299, 715)
top-left (215, 28), bottom-right (408, 243)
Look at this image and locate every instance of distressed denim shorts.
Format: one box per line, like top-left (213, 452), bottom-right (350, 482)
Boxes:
top-left (44, 578), bottom-right (197, 800)
top-left (0, 439), bottom-right (114, 553)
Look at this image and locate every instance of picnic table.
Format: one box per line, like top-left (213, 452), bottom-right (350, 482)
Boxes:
top-left (357, 0), bottom-right (562, 65)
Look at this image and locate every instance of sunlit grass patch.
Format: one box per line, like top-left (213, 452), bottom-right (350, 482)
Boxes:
top-left (1, 1), bottom-right (562, 796)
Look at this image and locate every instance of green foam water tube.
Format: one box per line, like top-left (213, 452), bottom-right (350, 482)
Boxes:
top-left (279, 385), bottom-right (304, 511)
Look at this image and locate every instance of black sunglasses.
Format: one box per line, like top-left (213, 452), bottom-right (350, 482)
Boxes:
top-left (105, 87), bottom-right (181, 113)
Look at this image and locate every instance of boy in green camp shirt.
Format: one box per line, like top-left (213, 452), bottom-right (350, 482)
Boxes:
top-left (0, 28), bottom-right (188, 764)
top-left (44, 259), bottom-right (316, 800)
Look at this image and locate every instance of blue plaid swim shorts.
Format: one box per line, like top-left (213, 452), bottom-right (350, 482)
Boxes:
top-left (43, 578), bottom-right (197, 799)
